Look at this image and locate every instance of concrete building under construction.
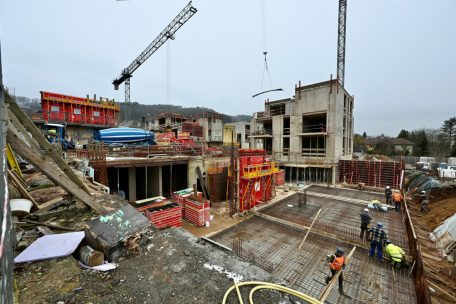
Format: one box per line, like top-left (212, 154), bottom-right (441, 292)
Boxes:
top-left (250, 79), bottom-right (354, 184)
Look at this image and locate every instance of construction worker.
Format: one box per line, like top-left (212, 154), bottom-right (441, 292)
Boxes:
top-left (384, 240), bottom-right (406, 268)
top-left (392, 190), bottom-right (403, 212)
top-left (385, 186), bottom-right (392, 205)
top-left (415, 190), bottom-right (431, 212)
top-left (371, 200), bottom-right (387, 212)
top-left (368, 222), bottom-right (387, 260)
top-left (325, 247), bottom-right (346, 295)
top-left (359, 208), bottom-right (372, 241)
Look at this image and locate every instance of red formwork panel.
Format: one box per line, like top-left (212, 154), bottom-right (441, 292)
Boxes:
top-left (275, 170), bottom-right (285, 186)
top-left (40, 91), bottom-right (120, 127)
top-left (338, 159), bottom-right (404, 189)
top-left (142, 203), bottom-right (182, 229)
top-left (182, 196), bottom-right (210, 227)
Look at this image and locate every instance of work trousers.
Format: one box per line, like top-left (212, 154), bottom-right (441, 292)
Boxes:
top-left (360, 223), bottom-right (369, 241)
top-left (394, 201), bottom-right (401, 211)
top-left (369, 240), bottom-right (383, 260)
top-left (385, 195), bottom-right (392, 205)
top-left (325, 269), bottom-right (343, 291)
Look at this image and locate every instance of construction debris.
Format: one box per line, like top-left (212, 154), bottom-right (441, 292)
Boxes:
top-left (84, 204), bottom-right (150, 260)
top-left (14, 231), bottom-right (85, 264)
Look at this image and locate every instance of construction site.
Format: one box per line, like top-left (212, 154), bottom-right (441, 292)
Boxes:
top-left (1, 1), bottom-right (456, 304)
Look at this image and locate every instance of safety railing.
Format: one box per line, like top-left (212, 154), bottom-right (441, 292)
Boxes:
top-left (302, 123), bottom-right (327, 134)
top-left (403, 199), bottom-right (432, 304)
top-left (250, 129), bottom-right (272, 136)
top-left (302, 148), bottom-right (326, 157)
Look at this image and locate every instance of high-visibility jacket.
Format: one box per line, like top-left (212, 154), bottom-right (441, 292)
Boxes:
top-left (385, 244), bottom-right (405, 262)
top-left (330, 256), bottom-right (345, 271)
top-left (392, 192), bottom-right (403, 203)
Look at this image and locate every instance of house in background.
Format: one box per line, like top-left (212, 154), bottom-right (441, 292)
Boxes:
top-left (365, 136), bottom-right (414, 155)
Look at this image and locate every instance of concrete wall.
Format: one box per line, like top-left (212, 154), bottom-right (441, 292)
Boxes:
top-left (197, 117), bottom-right (223, 143)
top-left (225, 122), bottom-right (250, 149)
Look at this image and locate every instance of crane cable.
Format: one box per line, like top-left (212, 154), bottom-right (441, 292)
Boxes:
top-left (260, 0), bottom-right (273, 90)
top-left (166, 40), bottom-right (171, 108)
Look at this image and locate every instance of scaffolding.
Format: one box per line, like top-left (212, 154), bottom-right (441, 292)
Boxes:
top-left (239, 154), bottom-right (279, 212)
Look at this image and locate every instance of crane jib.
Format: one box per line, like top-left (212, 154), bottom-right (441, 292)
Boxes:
top-left (112, 2), bottom-right (197, 88)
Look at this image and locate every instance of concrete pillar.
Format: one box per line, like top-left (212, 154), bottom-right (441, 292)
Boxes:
top-left (128, 167), bottom-right (136, 202)
top-left (331, 166), bottom-right (336, 185)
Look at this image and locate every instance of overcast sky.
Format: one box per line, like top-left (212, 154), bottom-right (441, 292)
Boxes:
top-left (1, 0), bottom-right (455, 136)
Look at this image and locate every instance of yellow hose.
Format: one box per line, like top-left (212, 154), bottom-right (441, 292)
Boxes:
top-left (222, 281), bottom-right (323, 304)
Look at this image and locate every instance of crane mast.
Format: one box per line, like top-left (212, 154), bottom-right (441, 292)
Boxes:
top-left (113, 2), bottom-right (197, 110)
top-left (336, 0), bottom-right (347, 87)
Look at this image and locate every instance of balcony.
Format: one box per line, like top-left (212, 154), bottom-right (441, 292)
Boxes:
top-left (299, 123), bottom-right (327, 136)
top-left (249, 129), bottom-right (273, 138)
top-left (302, 148), bottom-right (326, 158)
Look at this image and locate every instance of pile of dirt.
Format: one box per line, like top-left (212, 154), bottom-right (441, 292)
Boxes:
top-left (407, 196), bottom-right (456, 231)
top-left (15, 229), bottom-right (294, 304)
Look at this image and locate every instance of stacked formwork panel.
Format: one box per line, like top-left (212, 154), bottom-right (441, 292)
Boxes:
top-left (239, 154), bottom-right (279, 212)
top-left (182, 195), bottom-right (210, 227)
top-left (338, 159), bottom-right (404, 189)
top-left (135, 198), bottom-right (182, 229)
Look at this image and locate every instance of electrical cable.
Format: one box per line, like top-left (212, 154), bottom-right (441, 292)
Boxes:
top-left (222, 281), bottom-right (323, 304)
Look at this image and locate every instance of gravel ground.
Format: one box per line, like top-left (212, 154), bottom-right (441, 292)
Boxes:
top-left (15, 229), bottom-right (297, 304)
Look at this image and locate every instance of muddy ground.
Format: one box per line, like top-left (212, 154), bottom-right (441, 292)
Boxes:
top-left (15, 229), bottom-right (298, 304)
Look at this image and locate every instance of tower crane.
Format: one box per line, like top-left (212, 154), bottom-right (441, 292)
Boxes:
top-left (336, 0), bottom-right (347, 87)
top-left (112, 1), bottom-right (197, 120)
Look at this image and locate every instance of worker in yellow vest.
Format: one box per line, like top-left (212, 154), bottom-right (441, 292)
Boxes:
top-left (325, 247), bottom-right (346, 295)
top-left (385, 240), bottom-right (406, 268)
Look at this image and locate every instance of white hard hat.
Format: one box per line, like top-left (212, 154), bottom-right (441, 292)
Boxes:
top-left (363, 208), bottom-right (369, 213)
top-left (395, 190), bottom-right (400, 192)
top-left (421, 190), bottom-right (426, 194)
top-left (386, 186), bottom-right (390, 189)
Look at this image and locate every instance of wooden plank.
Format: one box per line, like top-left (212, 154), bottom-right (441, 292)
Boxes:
top-left (10, 170), bottom-right (28, 189)
top-left (427, 280), bottom-right (456, 303)
top-left (7, 131), bottom-right (107, 214)
top-left (5, 93), bottom-right (92, 195)
top-left (18, 219), bottom-right (75, 232)
top-left (421, 251), bottom-right (444, 262)
top-left (7, 170), bottom-right (39, 208)
top-left (298, 208), bottom-right (321, 250)
top-left (7, 108), bottom-right (41, 153)
top-left (37, 196), bottom-right (65, 212)
top-left (319, 246), bottom-right (356, 302)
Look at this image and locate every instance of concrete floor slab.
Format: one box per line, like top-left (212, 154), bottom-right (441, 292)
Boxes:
top-left (211, 215), bottom-right (416, 304)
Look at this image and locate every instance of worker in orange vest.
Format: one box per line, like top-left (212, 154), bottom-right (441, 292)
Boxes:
top-left (392, 190), bottom-right (403, 212)
top-left (325, 247), bottom-right (346, 295)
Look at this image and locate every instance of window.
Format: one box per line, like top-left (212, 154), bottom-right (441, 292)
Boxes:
top-left (51, 106), bottom-right (59, 112)
top-left (74, 109), bottom-right (81, 115)
top-left (93, 111), bottom-right (100, 117)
